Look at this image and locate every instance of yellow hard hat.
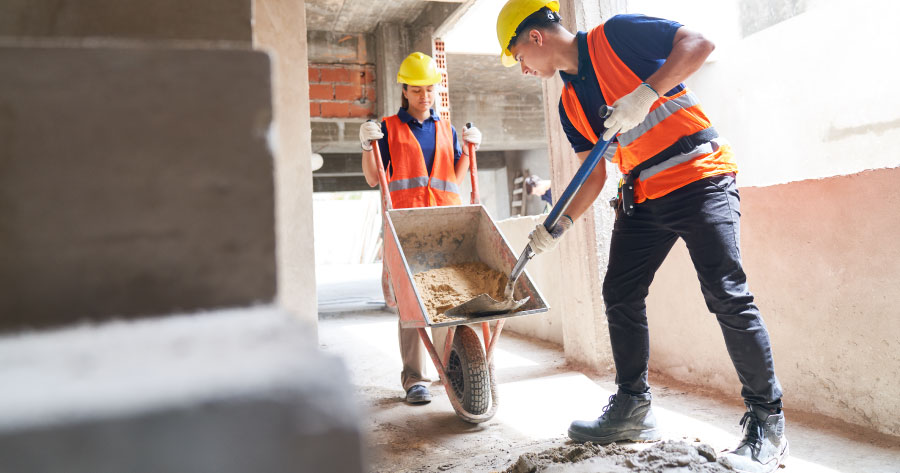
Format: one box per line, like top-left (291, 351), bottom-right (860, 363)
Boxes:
top-left (396, 52), bottom-right (442, 86)
top-left (496, 0), bottom-right (559, 67)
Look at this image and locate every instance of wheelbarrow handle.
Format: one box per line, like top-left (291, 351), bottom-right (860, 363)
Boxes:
top-left (367, 119), bottom-right (393, 211)
top-left (507, 105), bottom-right (615, 286)
top-left (466, 122), bottom-right (480, 205)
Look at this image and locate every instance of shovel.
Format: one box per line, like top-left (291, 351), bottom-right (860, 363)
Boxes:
top-left (445, 106), bottom-right (614, 317)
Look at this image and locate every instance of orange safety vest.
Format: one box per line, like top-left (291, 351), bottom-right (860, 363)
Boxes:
top-left (383, 115), bottom-right (462, 209)
top-left (560, 24), bottom-right (738, 203)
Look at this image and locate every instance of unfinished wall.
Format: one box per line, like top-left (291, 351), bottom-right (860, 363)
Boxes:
top-left (446, 53), bottom-right (546, 151)
top-left (252, 0), bottom-right (318, 330)
top-left (0, 44), bottom-right (276, 331)
top-left (0, 0), bottom-right (252, 42)
top-left (643, 1), bottom-right (900, 436)
top-left (646, 170), bottom-right (900, 436)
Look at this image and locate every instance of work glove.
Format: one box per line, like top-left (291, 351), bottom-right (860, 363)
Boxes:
top-left (528, 215), bottom-right (574, 255)
top-left (359, 121), bottom-right (383, 151)
top-left (602, 83), bottom-right (659, 141)
top-left (462, 125), bottom-right (482, 154)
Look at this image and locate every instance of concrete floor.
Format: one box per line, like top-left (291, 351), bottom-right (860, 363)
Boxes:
top-left (318, 308), bottom-right (900, 472)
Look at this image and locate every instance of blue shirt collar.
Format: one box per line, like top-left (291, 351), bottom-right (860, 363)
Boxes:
top-left (397, 107), bottom-right (440, 124)
top-left (559, 31), bottom-right (591, 83)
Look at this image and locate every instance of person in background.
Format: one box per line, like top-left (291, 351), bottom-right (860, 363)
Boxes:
top-left (359, 52), bottom-right (483, 405)
top-left (524, 174), bottom-right (552, 213)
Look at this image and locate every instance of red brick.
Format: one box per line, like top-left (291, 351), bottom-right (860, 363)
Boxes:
top-left (345, 68), bottom-right (364, 87)
top-left (309, 102), bottom-right (320, 117)
top-left (321, 101), bottom-right (350, 118)
top-left (348, 102), bottom-right (375, 118)
top-left (320, 67), bottom-right (351, 83)
top-left (334, 84), bottom-right (362, 101)
top-left (366, 87), bottom-right (376, 103)
top-left (364, 66), bottom-right (376, 85)
top-left (308, 67), bottom-right (320, 83)
top-left (309, 83), bottom-right (333, 101)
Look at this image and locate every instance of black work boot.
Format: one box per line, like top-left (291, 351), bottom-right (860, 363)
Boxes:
top-left (722, 405), bottom-right (789, 473)
top-left (567, 390), bottom-right (661, 444)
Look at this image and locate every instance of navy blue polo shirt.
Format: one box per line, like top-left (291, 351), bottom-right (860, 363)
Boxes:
top-left (377, 107), bottom-right (462, 177)
top-left (559, 14), bottom-right (684, 153)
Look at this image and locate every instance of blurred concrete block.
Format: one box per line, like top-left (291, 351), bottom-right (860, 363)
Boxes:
top-left (0, 0), bottom-right (252, 42)
top-left (0, 306), bottom-right (364, 473)
top-left (0, 44), bottom-right (276, 331)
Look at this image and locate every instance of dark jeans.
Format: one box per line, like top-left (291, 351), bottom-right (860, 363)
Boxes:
top-left (602, 174), bottom-right (783, 409)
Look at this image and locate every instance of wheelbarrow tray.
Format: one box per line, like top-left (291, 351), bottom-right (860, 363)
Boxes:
top-left (383, 204), bottom-right (549, 328)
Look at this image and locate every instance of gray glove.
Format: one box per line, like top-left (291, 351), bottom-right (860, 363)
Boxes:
top-left (359, 121), bottom-right (383, 151)
top-left (462, 125), bottom-right (482, 153)
top-left (528, 215), bottom-right (574, 254)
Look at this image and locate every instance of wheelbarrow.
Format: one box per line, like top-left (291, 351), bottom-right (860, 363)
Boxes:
top-left (371, 125), bottom-right (549, 423)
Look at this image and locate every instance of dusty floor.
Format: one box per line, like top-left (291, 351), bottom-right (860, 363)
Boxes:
top-left (319, 309), bottom-right (900, 473)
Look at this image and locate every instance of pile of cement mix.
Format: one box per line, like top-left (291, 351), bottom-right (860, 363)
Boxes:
top-left (413, 262), bottom-right (508, 322)
top-left (504, 441), bottom-right (733, 473)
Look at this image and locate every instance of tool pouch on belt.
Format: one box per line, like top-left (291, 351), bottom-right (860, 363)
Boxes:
top-left (620, 127), bottom-right (718, 217)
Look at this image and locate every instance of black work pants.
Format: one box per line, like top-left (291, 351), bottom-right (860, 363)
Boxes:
top-left (602, 174), bottom-right (783, 409)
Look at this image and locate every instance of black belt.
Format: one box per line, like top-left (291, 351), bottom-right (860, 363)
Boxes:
top-left (617, 127), bottom-right (719, 216)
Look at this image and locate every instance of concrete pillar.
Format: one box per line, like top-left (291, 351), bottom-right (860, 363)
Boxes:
top-left (374, 22), bottom-right (410, 119)
top-left (252, 0), bottom-right (318, 332)
top-left (0, 0), bottom-right (252, 42)
top-left (541, 0), bottom-right (626, 368)
top-left (0, 44), bottom-right (276, 331)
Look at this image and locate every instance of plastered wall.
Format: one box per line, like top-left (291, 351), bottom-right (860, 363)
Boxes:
top-left (646, 169), bottom-right (900, 436)
top-left (645, 1), bottom-right (900, 436)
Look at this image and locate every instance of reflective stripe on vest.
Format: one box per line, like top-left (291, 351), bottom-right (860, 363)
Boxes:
top-left (384, 114), bottom-right (461, 209)
top-left (560, 24), bottom-right (737, 203)
top-left (388, 176), bottom-right (460, 194)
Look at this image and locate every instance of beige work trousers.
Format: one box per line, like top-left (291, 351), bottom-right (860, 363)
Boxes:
top-left (383, 262), bottom-right (448, 391)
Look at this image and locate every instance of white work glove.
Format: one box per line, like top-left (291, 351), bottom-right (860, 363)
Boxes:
top-left (528, 215), bottom-right (574, 255)
top-left (602, 83), bottom-right (659, 141)
top-left (359, 121), bottom-right (383, 151)
top-left (462, 125), bottom-right (482, 154)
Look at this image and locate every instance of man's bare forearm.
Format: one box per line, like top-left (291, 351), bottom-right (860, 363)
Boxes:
top-left (559, 150), bottom-right (607, 222)
top-left (645, 27), bottom-right (714, 96)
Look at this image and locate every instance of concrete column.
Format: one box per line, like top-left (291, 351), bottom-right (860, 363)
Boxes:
top-left (541, 0), bottom-right (625, 368)
top-left (0, 44), bottom-right (277, 331)
top-left (252, 0), bottom-right (318, 332)
top-left (374, 22), bottom-right (410, 119)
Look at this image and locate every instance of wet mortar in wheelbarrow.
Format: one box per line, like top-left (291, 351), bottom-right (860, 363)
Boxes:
top-left (382, 204), bottom-right (549, 422)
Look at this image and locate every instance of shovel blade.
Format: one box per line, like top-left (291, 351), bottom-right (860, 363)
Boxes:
top-left (443, 294), bottom-right (530, 317)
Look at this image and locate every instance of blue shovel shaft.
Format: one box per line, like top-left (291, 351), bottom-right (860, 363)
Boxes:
top-left (506, 105), bottom-right (614, 292)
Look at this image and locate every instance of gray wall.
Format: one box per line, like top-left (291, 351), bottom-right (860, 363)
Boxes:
top-left (0, 45), bottom-right (276, 331)
top-left (0, 0), bottom-right (252, 42)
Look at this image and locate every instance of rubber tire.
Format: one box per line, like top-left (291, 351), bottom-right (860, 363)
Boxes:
top-left (446, 325), bottom-right (491, 416)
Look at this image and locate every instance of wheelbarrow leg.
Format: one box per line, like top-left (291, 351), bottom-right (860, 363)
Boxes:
top-left (442, 326), bottom-right (456, 372)
top-left (481, 322), bottom-right (491, 351)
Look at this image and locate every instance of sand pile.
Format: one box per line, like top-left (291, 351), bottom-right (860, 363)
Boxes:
top-left (413, 262), bottom-right (508, 322)
top-left (504, 440), bottom-right (733, 473)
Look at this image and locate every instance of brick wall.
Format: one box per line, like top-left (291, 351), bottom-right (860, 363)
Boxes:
top-left (308, 63), bottom-right (376, 119)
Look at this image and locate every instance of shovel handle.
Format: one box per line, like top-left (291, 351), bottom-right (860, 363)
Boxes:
top-left (542, 105), bottom-right (614, 232)
top-left (506, 105), bottom-right (615, 289)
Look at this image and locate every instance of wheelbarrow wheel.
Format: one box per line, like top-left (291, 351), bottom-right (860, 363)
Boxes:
top-left (446, 325), bottom-right (490, 416)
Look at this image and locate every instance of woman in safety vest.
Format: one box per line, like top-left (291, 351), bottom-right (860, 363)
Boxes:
top-left (359, 52), bottom-right (483, 405)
